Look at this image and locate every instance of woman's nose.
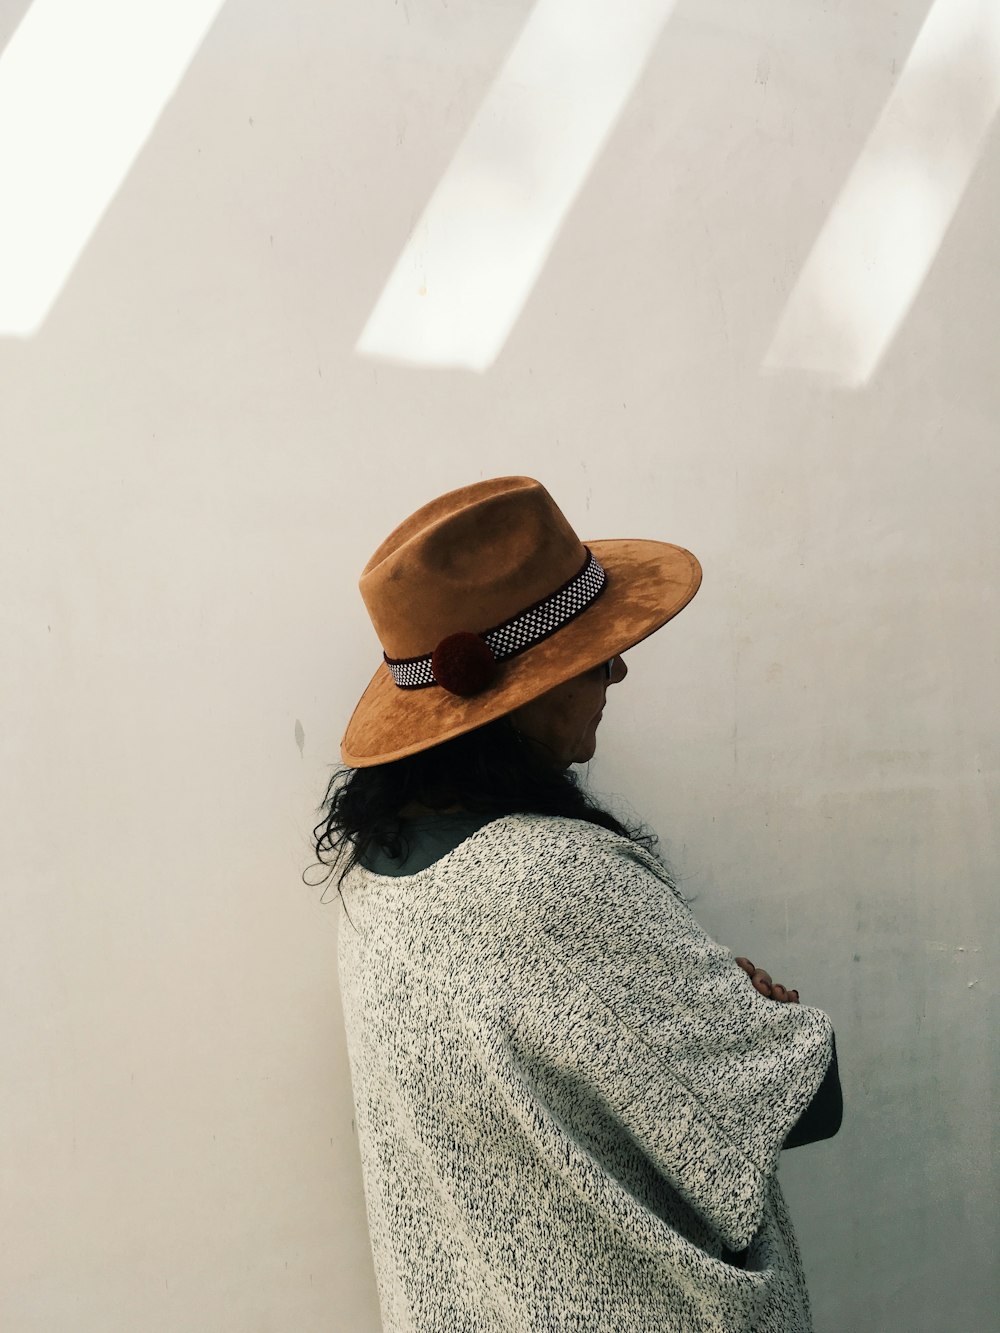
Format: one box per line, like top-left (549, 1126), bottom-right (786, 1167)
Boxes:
top-left (609, 654), bottom-right (627, 685)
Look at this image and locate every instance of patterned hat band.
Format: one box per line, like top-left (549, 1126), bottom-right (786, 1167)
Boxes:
top-left (384, 547), bottom-right (608, 693)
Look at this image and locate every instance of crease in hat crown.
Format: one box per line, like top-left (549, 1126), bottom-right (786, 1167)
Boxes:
top-left (359, 477), bottom-right (588, 663)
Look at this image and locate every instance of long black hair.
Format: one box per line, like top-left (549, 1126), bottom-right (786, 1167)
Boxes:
top-left (306, 714), bottom-right (668, 918)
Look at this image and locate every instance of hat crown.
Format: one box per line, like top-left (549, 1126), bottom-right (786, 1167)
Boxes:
top-left (360, 477), bottom-right (586, 660)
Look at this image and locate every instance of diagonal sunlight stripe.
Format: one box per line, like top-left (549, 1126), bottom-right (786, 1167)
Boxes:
top-left (0, 0), bottom-right (227, 337)
top-left (763, 0), bottom-right (1000, 388)
top-left (356, 0), bottom-right (677, 373)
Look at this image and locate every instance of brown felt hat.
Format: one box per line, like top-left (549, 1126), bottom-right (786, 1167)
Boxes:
top-left (341, 476), bottom-right (702, 767)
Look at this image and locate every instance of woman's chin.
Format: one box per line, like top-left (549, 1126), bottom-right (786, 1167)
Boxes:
top-left (571, 736), bottom-right (599, 766)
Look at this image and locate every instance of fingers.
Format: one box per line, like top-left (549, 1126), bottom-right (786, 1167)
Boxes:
top-left (735, 957), bottom-right (799, 1003)
top-left (735, 958), bottom-right (770, 994)
top-left (750, 967), bottom-right (772, 996)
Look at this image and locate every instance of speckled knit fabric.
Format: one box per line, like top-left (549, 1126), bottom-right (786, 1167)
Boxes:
top-left (337, 813), bottom-right (834, 1332)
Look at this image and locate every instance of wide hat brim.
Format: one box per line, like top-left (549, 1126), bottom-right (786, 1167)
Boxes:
top-left (340, 537), bottom-right (701, 767)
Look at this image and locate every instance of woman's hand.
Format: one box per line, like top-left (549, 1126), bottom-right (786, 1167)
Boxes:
top-left (734, 956), bottom-right (799, 1004)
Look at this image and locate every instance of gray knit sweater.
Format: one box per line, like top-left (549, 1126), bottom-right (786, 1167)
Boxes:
top-left (337, 813), bottom-right (835, 1332)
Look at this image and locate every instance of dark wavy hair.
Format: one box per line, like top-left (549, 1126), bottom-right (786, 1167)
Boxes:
top-left (306, 714), bottom-right (669, 923)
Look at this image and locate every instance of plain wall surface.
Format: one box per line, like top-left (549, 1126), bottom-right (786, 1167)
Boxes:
top-left (2, 2), bottom-right (997, 1330)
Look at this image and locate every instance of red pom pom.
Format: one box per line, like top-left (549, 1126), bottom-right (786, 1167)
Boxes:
top-left (431, 632), bottom-right (497, 696)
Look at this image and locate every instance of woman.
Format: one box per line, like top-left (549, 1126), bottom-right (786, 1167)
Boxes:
top-left (312, 476), bottom-right (842, 1333)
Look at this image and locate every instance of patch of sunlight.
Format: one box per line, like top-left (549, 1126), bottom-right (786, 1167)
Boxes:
top-left (763, 0), bottom-right (1000, 388)
top-left (0, 0), bottom-right (227, 337)
top-left (355, 0), bottom-right (678, 374)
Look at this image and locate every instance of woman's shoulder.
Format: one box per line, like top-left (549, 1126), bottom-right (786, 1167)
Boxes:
top-left (464, 811), bottom-right (671, 885)
top-left (470, 809), bottom-right (620, 848)
top-left (451, 812), bottom-right (688, 947)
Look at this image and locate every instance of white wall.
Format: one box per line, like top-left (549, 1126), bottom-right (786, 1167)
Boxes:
top-left (2, 2), bottom-right (997, 1330)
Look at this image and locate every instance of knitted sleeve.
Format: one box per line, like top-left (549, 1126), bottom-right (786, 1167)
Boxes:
top-left (507, 832), bottom-right (835, 1253)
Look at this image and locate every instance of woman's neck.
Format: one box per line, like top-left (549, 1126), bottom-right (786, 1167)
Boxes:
top-left (399, 801), bottom-right (467, 817)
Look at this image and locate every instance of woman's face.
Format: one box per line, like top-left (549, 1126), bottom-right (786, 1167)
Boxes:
top-left (510, 654), bottom-right (628, 768)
